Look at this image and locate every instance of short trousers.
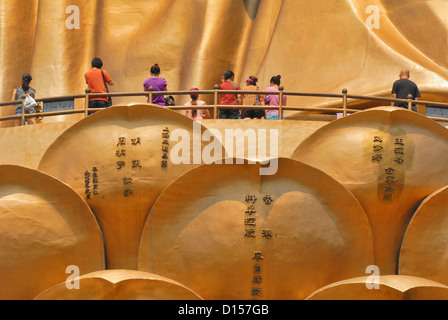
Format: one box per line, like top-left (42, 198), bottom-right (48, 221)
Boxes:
top-left (15, 105), bottom-right (35, 115)
top-left (219, 108), bottom-right (239, 119)
top-left (89, 100), bottom-right (109, 115)
top-left (241, 109), bottom-right (265, 119)
top-left (265, 112), bottom-right (285, 120)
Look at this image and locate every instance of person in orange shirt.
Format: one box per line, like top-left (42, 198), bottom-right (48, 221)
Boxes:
top-left (85, 57), bottom-right (114, 115)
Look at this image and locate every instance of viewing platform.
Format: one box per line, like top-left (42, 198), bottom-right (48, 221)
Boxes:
top-left (2, 87), bottom-right (448, 127)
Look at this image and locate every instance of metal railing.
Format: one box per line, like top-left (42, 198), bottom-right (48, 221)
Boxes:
top-left (1, 86), bottom-right (448, 125)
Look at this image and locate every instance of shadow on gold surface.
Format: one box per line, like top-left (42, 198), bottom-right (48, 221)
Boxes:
top-left (399, 185), bottom-right (448, 286)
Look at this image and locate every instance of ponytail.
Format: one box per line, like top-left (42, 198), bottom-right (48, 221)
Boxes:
top-left (189, 87), bottom-right (199, 118)
top-left (224, 70), bottom-right (235, 81)
top-left (151, 64), bottom-right (161, 75)
top-left (191, 99), bottom-right (198, 118)
top-left (22, 74), bottom-right (32, 92)
top-left (270, 75), bottom-right (281, 86)
top-left (249, 76), bottom-right (258, 85)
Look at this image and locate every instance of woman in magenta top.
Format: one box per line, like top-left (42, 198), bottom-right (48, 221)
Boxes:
top-left (265, 75), bottom-right (287, 120)
top-left (143, 64), bottom-right (168, 107)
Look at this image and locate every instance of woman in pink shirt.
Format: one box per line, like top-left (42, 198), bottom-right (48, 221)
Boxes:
top-left (265, 75), bottom-right (287, 120)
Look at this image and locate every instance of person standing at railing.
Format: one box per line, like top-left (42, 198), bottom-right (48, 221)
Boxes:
top-left (12, 74), bottom-right (37, 126)
top-left (85, 57), bottom-right (114, 115)
top-left (218, 70), bottom-right (242, 119)
top-left (391, 69), bottom-right (421, 112)
top-left (265, 75), bottom-right (287, 120)
top-left (241, 76), bottom-right (265, 119)
top-left (143, 64), bottom-right (168, 107)
top-left (184, 88), bottom-right (210, 120)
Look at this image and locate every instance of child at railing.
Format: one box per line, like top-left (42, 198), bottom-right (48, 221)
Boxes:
top-left (184, 88), bottom-right (210, 120)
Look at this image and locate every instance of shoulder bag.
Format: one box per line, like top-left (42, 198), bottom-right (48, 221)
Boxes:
top-left (101, 70), bottom-right (112, 106)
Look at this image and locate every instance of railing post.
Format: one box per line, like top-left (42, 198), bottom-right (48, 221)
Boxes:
top-left (85, 89), bottom-right (90, 117)
top-left (148, 86), bottom-right (154, 104)
top-left (342, 88), bottom-right (348, 117)
top-left (21, 95), bottom-right (26, 126)
top-left (214, 84), bottom-right (219, 119)
top-left (408, 94), bottom-right (413, 111)
top-left (278, 86), bottom-right (284, 120)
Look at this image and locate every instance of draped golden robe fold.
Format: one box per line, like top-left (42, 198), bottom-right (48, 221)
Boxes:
top-left (1, 0), bottom-right (448, 126)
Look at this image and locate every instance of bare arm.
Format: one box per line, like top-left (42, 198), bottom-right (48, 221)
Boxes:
top-left (237, 94), bottom-right (243, 105)
top-left (391, 94), bottom-right (397, 106)
top-left (415, 97), bottom-right (420, 111)
top-left (259, 93), bottom-right (265, 106)
top-left (282, 95), bottom-right (287, 107)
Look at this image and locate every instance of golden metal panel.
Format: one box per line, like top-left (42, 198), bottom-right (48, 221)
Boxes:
top-left (0, 165), bottom-right (105, 300)
top-left (138, 158), bottom-right (374, 300)
top-left (292, 107), bottom-right (448, 274)
top-left (399, 186), bottom-right (448, 285)
top-left (307, 275), bottom-right (448, 300)
top-left (38, 104), bottom-right (223, 270)
top-left (35, 270), bottom-right (202, 300)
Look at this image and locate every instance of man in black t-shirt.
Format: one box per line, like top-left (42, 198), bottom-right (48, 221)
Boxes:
top-left (391, 69), bottom-right (421, 111)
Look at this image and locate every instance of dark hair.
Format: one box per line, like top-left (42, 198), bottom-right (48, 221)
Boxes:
top-left (151, 64), bottom-right (161, 75)
top-left (270, 75), bottom-right (281, 86)
top-left (224, 70), bottom-right (235, 81)
top-left (247, 76), bottom-right (258, 85)
top-left (22, 74), bottom-right (32, 92)
top-left (91, 57), bottom-right (103, 69)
